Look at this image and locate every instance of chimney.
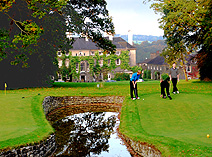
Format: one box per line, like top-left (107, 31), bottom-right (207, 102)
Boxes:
top-left (128, 30), bottom-right (133, 45)
top-left (109, 34), bottom-right (113, 41)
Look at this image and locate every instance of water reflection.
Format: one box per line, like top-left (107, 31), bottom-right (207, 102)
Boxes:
top-left (52, 112), bottom-right (131, 157)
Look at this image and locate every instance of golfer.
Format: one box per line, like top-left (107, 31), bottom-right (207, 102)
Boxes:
top-left (130, 70), bottom-right (141, 100)
top-left (169, 62), bottom-right (180, 94)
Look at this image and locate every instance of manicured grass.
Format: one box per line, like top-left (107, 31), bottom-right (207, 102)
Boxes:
top-left (0, 80), bottom-right (212, 156)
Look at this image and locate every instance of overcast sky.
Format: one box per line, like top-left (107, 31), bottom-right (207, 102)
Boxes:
top-left (106, 0), bottom-right (164, 36)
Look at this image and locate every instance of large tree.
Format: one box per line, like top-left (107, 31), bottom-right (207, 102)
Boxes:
top-left (0, 0), bottom-right (115, 89)
top-left (149, 0), bottom-right (212, 80)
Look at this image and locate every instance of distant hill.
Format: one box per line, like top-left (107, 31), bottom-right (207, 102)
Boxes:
top-left (134, 40), bottom-right (167, 63)
top-left (115, 34), bottom-right (164, 43)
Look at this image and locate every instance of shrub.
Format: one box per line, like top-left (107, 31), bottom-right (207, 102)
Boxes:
top-left (114, 73), bottom-right (130, 81)
top-left (147, 70), bottom-right (151, 79)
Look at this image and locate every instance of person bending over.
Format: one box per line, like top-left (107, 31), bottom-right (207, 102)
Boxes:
top-left (130, 70), bottom-right (141, 100)
top-left (160, 73), bottom-right (172, 100)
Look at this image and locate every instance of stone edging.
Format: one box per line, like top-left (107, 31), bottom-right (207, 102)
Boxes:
top-left (42, 96), bottom-right (125, 116)
top-left (0, 134), bottom-right (56, 157)
top-left (119, 132), bottom-right (162, 157)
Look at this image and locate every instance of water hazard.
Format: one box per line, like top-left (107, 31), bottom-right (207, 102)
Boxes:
top-left (52, 112), bottom-right (131, 157)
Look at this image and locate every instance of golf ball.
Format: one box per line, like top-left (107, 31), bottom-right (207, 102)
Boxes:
top-left (143, 99), bottom-right (144, 100)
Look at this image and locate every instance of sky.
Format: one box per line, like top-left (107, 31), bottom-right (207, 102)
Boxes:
top-left (106, 0), bottom-right (164, 36)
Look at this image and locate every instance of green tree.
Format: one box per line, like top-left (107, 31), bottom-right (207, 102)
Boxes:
top-left (0, 0), bottom-right (116, 88)
top-left (149, 0), bottom-right (212, 80)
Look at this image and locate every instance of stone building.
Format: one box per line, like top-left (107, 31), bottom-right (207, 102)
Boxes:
top-left (138, 52), bottom-right (199, 80)
top-left (57, 36), bottom-right (136, 82)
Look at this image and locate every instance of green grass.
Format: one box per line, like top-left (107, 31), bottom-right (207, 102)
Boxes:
top-left (0, 80), bottom-right (212, 156)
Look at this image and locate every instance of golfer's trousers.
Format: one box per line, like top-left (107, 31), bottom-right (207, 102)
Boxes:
top-left (172, 78), bottom-right (178, 92)
top-left (161, 81), bottom-right (170, 97)
top-left (130, 81), bottom-right (138, 98)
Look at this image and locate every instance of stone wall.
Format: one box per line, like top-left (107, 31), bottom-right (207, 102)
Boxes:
top-left (0, 134), bottom-right (56, 157)
top-left (42, 96), bottom-right (125, 116)
top-left (119, 133), bottom-right (162, 157)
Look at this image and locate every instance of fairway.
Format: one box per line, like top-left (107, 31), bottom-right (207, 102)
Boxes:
top-left (0, 80), bottom-right (212, 156)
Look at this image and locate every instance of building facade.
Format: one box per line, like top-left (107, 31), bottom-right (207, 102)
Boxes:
top-left (57, 37), bottom-right (136, 82)
top-left (138, 52), bottom-right (199, 80)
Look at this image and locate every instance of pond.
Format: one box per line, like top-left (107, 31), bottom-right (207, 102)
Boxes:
top-left (52, 112), bottom-right (131, 157)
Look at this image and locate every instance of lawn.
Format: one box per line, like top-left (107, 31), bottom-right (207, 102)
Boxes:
top-left (0, 80), bottom-right (212, 156)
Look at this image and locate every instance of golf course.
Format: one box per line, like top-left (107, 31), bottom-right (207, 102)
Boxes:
top-left (0, 80), bottom-right (212, 156)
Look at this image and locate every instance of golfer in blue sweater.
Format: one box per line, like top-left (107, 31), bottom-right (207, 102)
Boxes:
top-left (130, 70), bottom-right (141, 100)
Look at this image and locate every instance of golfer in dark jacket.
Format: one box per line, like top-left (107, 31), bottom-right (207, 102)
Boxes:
top-left (160, 74), bottom-right (172, 100)
top-left (130, 70), bottom-right (141, 100)
top-left (169, 62), bottom-right (180, 94)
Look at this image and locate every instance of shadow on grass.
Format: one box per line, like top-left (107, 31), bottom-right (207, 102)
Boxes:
top-left (192, 80), bottom-right (212, 83)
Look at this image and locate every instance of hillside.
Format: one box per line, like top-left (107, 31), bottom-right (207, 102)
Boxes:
top-left (135, 40), bottom-right (167, 63)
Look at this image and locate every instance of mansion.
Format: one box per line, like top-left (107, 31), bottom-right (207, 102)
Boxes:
top-left (57, 36), bottom-right (136, 82)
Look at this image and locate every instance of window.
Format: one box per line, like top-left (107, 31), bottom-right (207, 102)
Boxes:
top-left (58, 51), bottom-right (62, 56)
top-left (99, 59), bottom-right (103, 67)
top-left (66, 74), bottom-right (69, 80)
top-left (84, 53), bottom-right (85, 56)
top-left (154, 66), bottom-right (155, 70)
top-left (160, 67), bottom-right (162, 71)
top-left (99, 51), bottom-right (102, 55)
top-left (151, 66), bottom-right (152, 69)
top-left (58, 74), bottom-right (62, 79)
top-left (79, 51), bottom-right (82, 56)
top-left (76, 63), bottom-right (79, 70)
top-left (81, 62), bottom-right (85, 71)
top-left (116, 51), bottom-right (120, 55)
top-left (148, 66), bottom-right (149, 69)
top-left (108, 59), bottom-right (110, 64)
top-left (116, 59), bottom-right (120, 65)
top-left (87, 62), bottom-right (90, 72)
top-left (65, 59), bottom-right (69, 68)
top-left (76, 53), bottom-right (77, 56)
top-left (187, 65), bottom-right (191, 72)
top-left (91, 51), bottom-right (95, 55)
top-left (58, 59), bottom-right (62, 68)
top-left (157, 66), bottom-right (158, 70)
top-left (65, 52), bottom-right (69, 56)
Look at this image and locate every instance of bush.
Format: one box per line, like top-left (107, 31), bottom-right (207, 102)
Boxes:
top-left (147, 70), bottom-right (151, 79)
top-left (143, 70), bottom-right (147, 79)
top-left (114, 73), bottom-right (130, 81)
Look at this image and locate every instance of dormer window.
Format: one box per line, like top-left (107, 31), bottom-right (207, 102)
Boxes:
top-left (116, 51), bottom-right (120, 55)
top-left (91, 51), bottom-right (95, 55)
top-left (65, 52), bottom-right (69, 56)
top-left (58, 51), bottom-right (62, 56)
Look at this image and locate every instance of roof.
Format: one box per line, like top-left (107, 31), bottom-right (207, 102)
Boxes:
top-left (140, 58), bottom-right (152, 64)
top-left (147, 55), bottom-right (168, 65)
top-left (71, 37), bottom-right (136, 50)
top-left (146, 54), bottom-right (197, 66)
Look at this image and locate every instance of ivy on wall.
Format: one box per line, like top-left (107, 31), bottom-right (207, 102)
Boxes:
top-left (57, 50), bottom-right (142, 81)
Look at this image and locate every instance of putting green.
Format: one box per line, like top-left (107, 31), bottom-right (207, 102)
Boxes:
top-left (138, 93), bottom-right (212, 147)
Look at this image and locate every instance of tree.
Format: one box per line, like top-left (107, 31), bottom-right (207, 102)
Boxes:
top-left (0, 0), bottom-right (115, 89)
top-left (149, 0), bottom-right (212, 80)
